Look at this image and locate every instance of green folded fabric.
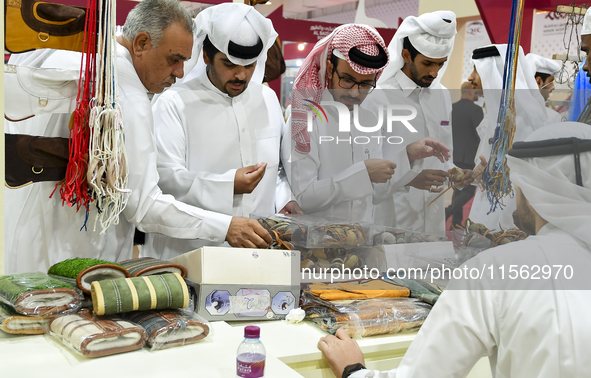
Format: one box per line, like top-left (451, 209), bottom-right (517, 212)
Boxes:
top-left (91, 273), bottom-right (189, 316)
top-left (0, 272), bottom-right (82, 316)
top-left (48, 258), bottom-right (130, 294)
top-left (119, 257), bottom-right (187, 278)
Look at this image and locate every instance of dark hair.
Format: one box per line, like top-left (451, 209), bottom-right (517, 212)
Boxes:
top-left (403, 37), bottom-right (419, 61)
top-left (330, 50), bottom-right (340, 70)
top-left (535, 72), bottom-right (552, 82)
top-left (203, 36), bottom-right (220, 62)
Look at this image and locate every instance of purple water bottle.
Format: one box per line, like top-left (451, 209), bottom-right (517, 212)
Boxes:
top-left (236, 326), bottom-right (266, 378)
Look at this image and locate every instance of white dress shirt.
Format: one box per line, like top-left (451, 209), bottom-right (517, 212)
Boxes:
top-left (370, 70), bottom-right (454, 236)
top-left (145, 68), bottom-right (291, 259)
top-left (282, 89), bottom-right (419, 225)
top-left (4, 45), bottom-right (230, 273)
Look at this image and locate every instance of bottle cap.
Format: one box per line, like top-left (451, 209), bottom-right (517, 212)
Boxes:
top-left (244, 325), bottom-right (260, 339)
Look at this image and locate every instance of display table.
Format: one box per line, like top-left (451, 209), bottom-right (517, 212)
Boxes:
top-left (0, 320), bottom-right (492, 377)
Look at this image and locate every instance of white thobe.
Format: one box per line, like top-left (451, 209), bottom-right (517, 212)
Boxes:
top-left (145, 70), bottom-right (290, 259)
top-left (351, 224), bottom-right (591, 377)
top-left (4, 45), bottom-right (229, 273)
top-left (546, 107), bottom-right (563, 123)
top-left (371, 70), bottom-right (454, 236)
top-left (282, 89), bottom-right (419, 225)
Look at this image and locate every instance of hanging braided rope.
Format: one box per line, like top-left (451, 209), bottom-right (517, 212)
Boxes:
top-left (482, 0), bottom-right (524, 213)
top-left (53, 0), bottom-right (129, 233)
top-left (555, 3), bottom-right (586, 89)
top-left (87, 0), bottom-right (130, 233)
top-left (53, 0), bottom-right (97, 214)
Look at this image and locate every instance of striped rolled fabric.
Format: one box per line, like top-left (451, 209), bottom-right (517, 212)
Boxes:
top-left (119, 257), bottom-right (187, 278)
top-left (91, 273), bottom-right (189, 316)
top-left (120, 309), bottom-right (210, 350)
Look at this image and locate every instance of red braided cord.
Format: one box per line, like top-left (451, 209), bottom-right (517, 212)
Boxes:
top-left (53, 0), bottom-right (97, 211)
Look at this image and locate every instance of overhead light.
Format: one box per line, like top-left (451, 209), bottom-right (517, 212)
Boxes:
top-left (266, 1), bottom-right (272, 4)
top-left (297, 43), bottom-right (306, 51)
top-left (296, 59), bottom-right (303, 66)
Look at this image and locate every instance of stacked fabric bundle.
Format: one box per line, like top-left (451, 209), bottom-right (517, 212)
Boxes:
top-left (0, 302), bottom-right (51, 335)
top-left (0, 272), bottom-right (83, 317)
top-left (1, 257), bottom-right (210, 356)
top-left (49, 309), bottom-right (147, 357)
top-left (302, 280), bottom-right (432, 337)
top-left (119, 309), bottom-right (210, 350)
top-left (0, 273), bottom-right (83, 335)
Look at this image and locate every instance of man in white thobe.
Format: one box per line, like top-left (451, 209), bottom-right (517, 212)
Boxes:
top-left (369, 11), bottom-right (463, 236)
top-left (284, 24), bottom-right (450, 224)
top-left (467, 45), bottom-right (549, 230)
top-left (4, 0), bottom-right (271, 273)
top-left (147, 3), bottom-right (292, 258)
top-left (525, 53), bottom-right (563, 123)
top-left (318, 121), bottom-right (591, 378)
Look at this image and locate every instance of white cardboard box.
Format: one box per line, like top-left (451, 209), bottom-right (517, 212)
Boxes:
top-left (169, 247), bottom-right (301, 322)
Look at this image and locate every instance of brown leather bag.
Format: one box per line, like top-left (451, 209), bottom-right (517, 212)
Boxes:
top-left (5, 133), bottom-right (69, 188)
top-left (5, 0), bottom-right (87, 53)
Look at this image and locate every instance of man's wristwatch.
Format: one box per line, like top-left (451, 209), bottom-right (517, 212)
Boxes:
top-left (342, 362), bottom-right (366, 378)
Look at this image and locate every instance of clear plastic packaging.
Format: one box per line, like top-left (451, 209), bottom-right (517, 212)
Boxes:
top-left (237, 325), bottom-right (266, 378)
top-left (251, 213), bottom-right (372, 249)
top-left (0, 272), bottom-right (83, 316)
top-left (48, 257), bottom-right (130, 294)
top-left (370, 225), bottom-right (447, 245)
top-left (48, 309), bottom-right (147, 358)
top-left (119, 309), bottom-right (210, 350)
top-left (301, 288), bottom-right (431, 338)
top-left (300, 247), bottom-right (372, 272)
top-left (0, 302), bottom-right (50, 334)
top-left (384, 278), bottom-right (441, 305)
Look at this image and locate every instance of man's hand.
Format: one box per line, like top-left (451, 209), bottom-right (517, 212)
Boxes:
top-left (225, 217), bottom-right (273, 248)
top-left (364, 159), bottom-right (396, 183)
top-left (406, 137), bottom-right (451, 163)
top-left (234, 163), bottom-right (267, 194)
top-left (472, 155), bottom-right (487, 191)
top-left (318, 329), bottom-right (365, 378)
top-left (458, 169), bottom-right (474, 187)
top-left (279, 201), bottom-right (304, 215)
top-left (408, 169), bottom-right (450, 192)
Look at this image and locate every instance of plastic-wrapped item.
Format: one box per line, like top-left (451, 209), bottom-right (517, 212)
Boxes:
top-left (119, 309), bottom-right (210, 350)
top-left (384, 278), bottom-right (441, 305)
top-left (0, 272), bottom-right (83, 316)
top-left (370, 226), bottom-right (447, 245)
top-left (91, 273), bottom-right (189, 316)
top-left (302, 290), bottom-right (431, 338)
top-left (48, 258), bottom-right (130, 294)
top-left (300, 247), bottom-right (370, 271)
top-left (48, 309), bottom-right (147, 357)
top-left (0, 302), bottom-right (50, 334)
top-left (309, 280), bottom-right (409, 301)
top-left (251, 213), bottom-right (371, 249)
top-left (119, 257), bottom-right (187, 278)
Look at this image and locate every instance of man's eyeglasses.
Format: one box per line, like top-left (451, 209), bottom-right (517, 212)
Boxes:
top-left (332, 68), bottom-right (376, 94)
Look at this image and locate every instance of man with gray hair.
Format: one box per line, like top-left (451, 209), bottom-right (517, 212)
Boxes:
top-left (318, 121), bottom-right (591, 377)
top-left (5, 0), bottom-right (270, 273)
